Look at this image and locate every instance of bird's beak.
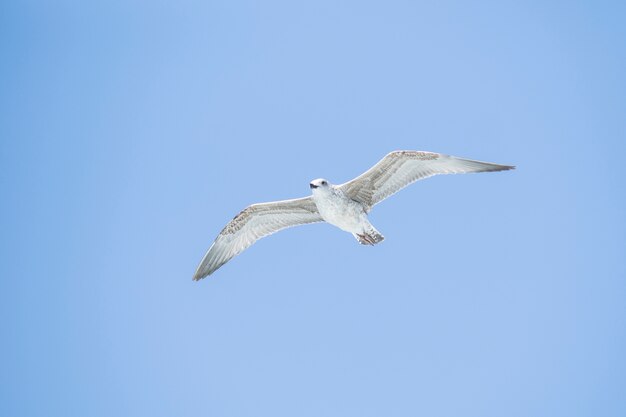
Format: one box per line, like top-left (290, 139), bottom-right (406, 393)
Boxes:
top-left (310, 183), bottom-right (318, 189)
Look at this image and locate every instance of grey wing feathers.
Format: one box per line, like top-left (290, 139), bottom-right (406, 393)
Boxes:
top-left (340, 150), bottom-right (514, 210)
top-left (193, 197), bottom-right (322, 280)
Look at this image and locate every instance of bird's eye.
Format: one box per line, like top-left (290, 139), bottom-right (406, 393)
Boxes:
top-left (322, 181), bottom-right (327, 185)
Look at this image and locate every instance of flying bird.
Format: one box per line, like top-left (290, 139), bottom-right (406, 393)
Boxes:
top-left (193, 150), bottom-right (514, 280)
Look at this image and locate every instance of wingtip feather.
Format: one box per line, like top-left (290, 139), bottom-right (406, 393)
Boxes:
top-left (193, 263), bottom-right (219, 281)
top-left (193, 270), bottom-right (207, 281)
top-left (491, 164), bottom-right (515, 171)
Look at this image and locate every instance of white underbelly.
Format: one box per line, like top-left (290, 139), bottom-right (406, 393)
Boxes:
top-left (314, 195), bottom-right (366, 233)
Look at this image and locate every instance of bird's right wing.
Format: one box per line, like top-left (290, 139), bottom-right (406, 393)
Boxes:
top-left (193, 196), bottom-right (322, 280)
top-left (339, 151), bottom-right (514, 210)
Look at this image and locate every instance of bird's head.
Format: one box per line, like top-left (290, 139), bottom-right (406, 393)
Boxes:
top-left (309, 178), bottom-right (331, 191)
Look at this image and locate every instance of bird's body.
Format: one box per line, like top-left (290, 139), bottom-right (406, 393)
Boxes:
top-left (193, 150), bottom-right (514, 280)
top-left (310, 179), bottom-right (384, 244)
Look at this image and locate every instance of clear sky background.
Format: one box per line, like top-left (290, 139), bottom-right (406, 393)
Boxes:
top-left (1, 1), bottom-right (625, 416)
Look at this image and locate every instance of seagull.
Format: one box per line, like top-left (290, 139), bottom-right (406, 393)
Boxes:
top-left (193, 150), bottom-right (514, 280)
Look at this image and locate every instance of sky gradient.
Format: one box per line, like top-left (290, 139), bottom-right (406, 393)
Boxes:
top-left (1, 1), bottom-right (625, 416)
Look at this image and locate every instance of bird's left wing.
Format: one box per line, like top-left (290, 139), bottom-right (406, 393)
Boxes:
top-left (193, 196), bottom-right (322, 280)
top-left (339, 150), bottom-right (514, 210)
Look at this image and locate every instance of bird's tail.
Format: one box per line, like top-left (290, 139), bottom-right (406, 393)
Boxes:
top-left (353, 227), bottom-right (385, 245)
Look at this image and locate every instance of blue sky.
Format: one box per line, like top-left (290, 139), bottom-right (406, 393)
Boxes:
top-left (1, 1), bottom-right (625, 416)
